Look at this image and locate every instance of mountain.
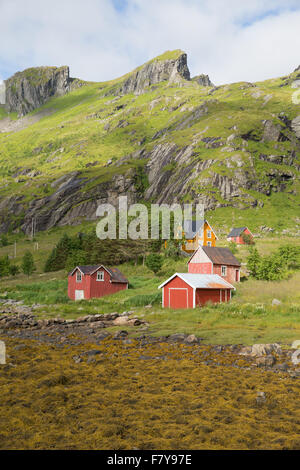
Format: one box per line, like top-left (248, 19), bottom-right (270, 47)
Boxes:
top-left (0, 50), bottom-right (299, 236)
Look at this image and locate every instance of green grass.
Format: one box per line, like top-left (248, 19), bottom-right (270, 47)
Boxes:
top-left (1, 235), bottom-right (300, 345)
top-left (0, 52), bottom-right (299, 231)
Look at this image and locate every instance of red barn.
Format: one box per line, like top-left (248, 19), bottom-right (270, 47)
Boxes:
top-left (68, 265), bottom-right (128, 300)
top-left (158, 273), bottom-right (235, 309)
top-left (227, 227), bottom-right (253, 244)
top-left (188, 246), bottom-right (241, 284)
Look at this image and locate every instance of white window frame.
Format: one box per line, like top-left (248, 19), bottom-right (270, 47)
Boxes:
top-left (221, 266), bottom-right (227, 277)
top-left (76, 271), bottom-right (82, 282)
top-left (207, 230), bottom-right (211, 239)
top-left (207, 241), bottom-right (212, 247)
top-left (97, 270), bottom-right (104, 281)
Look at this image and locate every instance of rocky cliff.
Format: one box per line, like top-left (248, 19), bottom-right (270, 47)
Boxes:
top-left (5, 66), bottom-right (72, 116)
top-left (0, 51), bottom-right (299, 235)
top-left (114, 51), bottom-right (191, 95)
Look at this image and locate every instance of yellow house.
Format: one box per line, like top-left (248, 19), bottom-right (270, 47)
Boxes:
top-left (181, 219), bottom-right (218, 253)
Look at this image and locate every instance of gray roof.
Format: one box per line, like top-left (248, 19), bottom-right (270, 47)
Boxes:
top-left (227, 227), bottom-right (247, 237)
top-left (158, 273), bottom-right (235, 290)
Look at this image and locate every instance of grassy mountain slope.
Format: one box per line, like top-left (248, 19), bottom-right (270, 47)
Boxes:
top-left (0, 50), bottom-right (299, 236)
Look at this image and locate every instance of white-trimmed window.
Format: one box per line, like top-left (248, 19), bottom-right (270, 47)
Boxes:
top-left (207, 241), bottom-right (212, 247)
top-left (221, 266), bottom-right (227, 277)
top-left (76, 271), bottom-right (82, 282)
top-left (207, 230), bottom-right (211, 239)
top-left (97, 271), bottom-right (104, 281)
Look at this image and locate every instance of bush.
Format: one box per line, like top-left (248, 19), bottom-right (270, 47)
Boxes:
top-left (241, 233), bottom-right (254, 245)
top-left (246, 244), bottom-right (299, 281)
top-left (145, 254), bottom-right (163, 273)
top-left (228, 241), bottom-right (238, 254)
top-left (0, 234), bottom-right (9, 247)
top-left (9, 264), bottom-right (19, 276)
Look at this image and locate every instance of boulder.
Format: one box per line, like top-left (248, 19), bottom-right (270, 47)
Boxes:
top-left (291, 340), bottom-right (300, 349)
top-left (272, 298), bottom-right (281, 306)
top-left (255, 355), bottom-right (276, 367)
top-left (251, 343), bottom-right (282, 356)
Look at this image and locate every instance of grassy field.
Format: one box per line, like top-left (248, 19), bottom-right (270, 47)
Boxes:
top-left (1, 234), bottom-right (300, 345)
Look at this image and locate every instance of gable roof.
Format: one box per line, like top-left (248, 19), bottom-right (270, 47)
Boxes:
top-left (69, 265), bottom-right (128, 283)
top-left (189, 246), bottom-right (241, 266)
top-left (158, 273), bottom-right (235, 290)
top-left (183, 219), bottom-right (218, 240)
top-left (227, 227), bottom-right (248, 237)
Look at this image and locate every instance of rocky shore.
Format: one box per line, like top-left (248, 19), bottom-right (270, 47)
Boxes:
top-left (1, 302), bottom-right (299, 378)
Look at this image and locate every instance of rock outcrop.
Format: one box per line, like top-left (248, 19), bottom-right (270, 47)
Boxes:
top-left (5, 66), bottom-right (72, 116)
top-left (192, 74), bottom-right (214, 87)
top-left (114, 52), bottom-right (191, 95)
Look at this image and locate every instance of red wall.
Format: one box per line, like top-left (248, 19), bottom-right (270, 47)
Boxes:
top-left (195, 288), bottom-right (231, 306)
top-left (163, 276), bottom-right (194, 309)
top-left (68, 267), bottom-right (127, 300)
top-left (68, 270), bottom-right (91, 300)
top-left (188, 262), bottom-right (212, 274)
top-left (213, 264), bottom-right (240, 284)
top-left (229, 228), bottom-right (253, 245)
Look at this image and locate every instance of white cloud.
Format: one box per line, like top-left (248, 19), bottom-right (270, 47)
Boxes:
top-left (0, 0), bottom-right (299, 85)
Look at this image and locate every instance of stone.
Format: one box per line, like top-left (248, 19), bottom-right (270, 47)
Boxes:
top-left (251, 343), bottom-right (282, 356)
top-left (256, 391), bottom-right (266, 405)
top-left (113, 330), bottom-right (128, 339)
top-left (255, 355), bottom-right (276, 367)
top-left (272, 298), bottom-right (281, 306)
top-left (274, 363), bottom-right (289, 372)
top-left (0, 340), bottom-right (5, 364)
top-left (184, 334), bottom-right (199, 344)
top-left (291, 350), bottom-right (300, 366)
top-left (113, 316), bottom-right (129, 325)
top-left (72, 355), bottom-right (83, 364)
top-left (291, 340), bottom-right (300, 349)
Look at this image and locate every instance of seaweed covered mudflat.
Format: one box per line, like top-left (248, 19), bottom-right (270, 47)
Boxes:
top-left (1, 332), bottom-right (300, 450)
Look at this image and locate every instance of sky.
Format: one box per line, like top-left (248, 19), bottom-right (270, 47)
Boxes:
top-left (0, 0), bottom-right (300, 87)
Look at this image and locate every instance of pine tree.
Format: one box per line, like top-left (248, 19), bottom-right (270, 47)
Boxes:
top-left (22, 251), bottom-right (36, 276)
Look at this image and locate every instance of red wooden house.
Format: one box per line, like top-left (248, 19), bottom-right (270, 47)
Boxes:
top-left (158, 273), bottom-right (235, 309)
top-left (227, 227), bottom-right (253, 244)
top-left (68, 265), bottom-right (128, 300)
top-left (188, 246), bottom-right (241, 284)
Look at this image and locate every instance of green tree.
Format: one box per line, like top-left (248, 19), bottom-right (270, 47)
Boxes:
top-left (241, 233), bottom-right (254, 245)
top-left (246, 247), bottom-right (261, 278)
top-left (22, 251), bottom-right (36, 276)
top-left (0, 255), bottom-right (11, 277)
top-left (145, 253), bottom-right (163, 274)
top-left (0, 234), bottom-right (9, 247)
top-left (65, 250), bottom-right (87, 273)
top-left (228, 241), bottom-right (238, 254)
top-left (44, 233), bottom-right (73, 272)
top-left (9, 264), bottom-right (19, 276)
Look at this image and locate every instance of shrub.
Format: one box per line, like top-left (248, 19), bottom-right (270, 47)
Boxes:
top-left (9, 264), bottom-right (19, 276)
top-left (145, 254), bottom-right (163, 273)
top-left (228, 241), bottom-right (238, 254)
top-left (241, 233), bottom-right (254, 245)
top-left (0, 234), bottom-right (9, 247)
